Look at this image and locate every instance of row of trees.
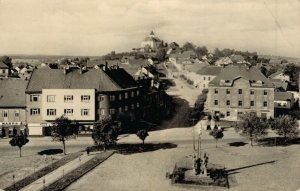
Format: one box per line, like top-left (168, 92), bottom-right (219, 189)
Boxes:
top-left (9, 115), bottom-right (150, 157)
top-left (236, 113), bottom-right (299, 146)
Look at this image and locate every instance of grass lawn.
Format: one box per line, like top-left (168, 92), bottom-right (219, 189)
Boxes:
top-left (66, 127), bottom-right (300, 191)
top-left (0, 136), bottom-right (93, 189)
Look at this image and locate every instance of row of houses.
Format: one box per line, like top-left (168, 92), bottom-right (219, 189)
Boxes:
top-left (0, 65), bottom-right (165, 137)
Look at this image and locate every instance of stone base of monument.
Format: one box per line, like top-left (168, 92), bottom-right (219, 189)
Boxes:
top-left (170, 164), bottom-right (229, 188)
top-left (184, 170), bottom-right (213, 184)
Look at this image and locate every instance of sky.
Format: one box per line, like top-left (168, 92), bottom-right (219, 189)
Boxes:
top-left (0, 0), bottom-right (299, 57)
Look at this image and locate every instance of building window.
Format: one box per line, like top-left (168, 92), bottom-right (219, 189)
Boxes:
top-left (238, 89), bottom-right (243, 94)
top-left (15, 110), bottom-right (20, 117)
top-left (263, 101), bottom-right (268, 107)
top-left (137, 90), bottom-right (140, 96)
top-left (131, 104), bottom-right (135, 109)
top-left (81, 109), bottom-right (89, 116)
top-left (226, 100), bottom-right (230, 106)
top-left (250, 101), bottom-right (255, 106)
top-left (30, 108), bottom-right (40, 115)
top-left (100, 96), bottom-right (105, 102)
top-left (137, 102), bottom-right (140, 108)
top-left (30, 95), bottom-right (40, 102)
top-left (109, 109), bottom-right (115, 115)
top-left (238, 101), bottom-right (243, 106)
top-left (203, 77), bottom-right (206, 80)
top-left (119, 94), bottom-right (122, 100)
top-left (2, 110), bottom-right (8, 118)
top-left (250, 89), bottom-right (255, 95)
top-left (131, 91), bottom-right (135, 97)
top-left (214, 100), bottom-right (218, 105)
top-left (208, 77), bottom-right (211, 80)
top-left (47, 109), bottom-right (56, 116)
top-left (47, 95), bottom-right (55, 102)
top-left (125, 92), bottom-right (128, 99)
top-left (101, 109), bottom-right (105, 115)
top-left (81, 95), bottom-right (90, 102)
top-left (64, 95), bottom-right (73, 102)
top-left (226, 89), bottom-right (230, 94)
top-left (119, 107), bottom-right (122, 113)
top-left (214, 89), bottom-right (218, 94)
top-left (203, 84), bottom-right (205, 88)
top-left (264, 90), bottom-right (268, 95)
top-left (125, 106), bottom-right (128, 111)
top-left (64, 109), bottom-right (73, 116)
top-left (109, 95), bottom-right (115, 101)
top-left (226, 111), bottom-right (230, 116)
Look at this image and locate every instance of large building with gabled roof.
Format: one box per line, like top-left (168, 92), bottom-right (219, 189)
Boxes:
top-left (207, 65), bottom-right (275, 120)
top-left (26, 66), bottom-right (142, 135)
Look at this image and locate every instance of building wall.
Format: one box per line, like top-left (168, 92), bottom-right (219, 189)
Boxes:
top-left (274, 101), bottom-right (292, 109)
top-left (96, 88), bottom-right (141, 120)
top-left (42, 89), bottom-right (95, 121)
top-left (0, 68), bottom-right (9, 77)
top-left (272, 73), bottom-right (290, 82)
top-left (208, 78), bottom-right (274, 120)
top-left (195, 75), bottom-right (216, 89)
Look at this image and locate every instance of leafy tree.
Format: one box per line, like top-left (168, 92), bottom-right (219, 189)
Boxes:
top-left (209, 127), bottom-right (224, 148)
top-left (272, 115), bottom-right (299, 143)
top-left (136, 129), bottom-right (149, 145)
top-left (235, 113), bottom-right (269, 146)
top-left (9, 132), bottom-right (29, 157)
top-left (155, 48), bottom-right (166, 62)
top-left (213, 48), bottom-right (223, 58)
top-left (195, 46), bottom-right (208, 58)
top-left (182, 42), bottom-right (196, 51)
top-left (284, 63), bottom-right (300, 82)
top-left (92, 117), bottom-right (119, 151)
top-left (221, 48), bottom-right (235, 57)
top-left (51, 116), bottom-right (79, 155)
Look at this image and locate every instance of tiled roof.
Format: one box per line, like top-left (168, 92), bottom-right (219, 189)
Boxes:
top-left (26, 68), bottom-right (138, 92)
top-left (0, 61), bottom-right (9, 69)
top-left (196, 66), bottom-right (222, 76)
top-left (0, 78), bottom-right (28, 107)
top-left (186, 61), bottom-right (210, 73)
top-left (274, 91), bottom-right (293, 101)
top-left (268, 71), bottom-right (285, 79)
top-left (209, 65), bottom-right (274, 88)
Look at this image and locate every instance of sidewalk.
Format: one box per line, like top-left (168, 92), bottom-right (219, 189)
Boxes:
top-left (21, 151), bottom-right (101, 191)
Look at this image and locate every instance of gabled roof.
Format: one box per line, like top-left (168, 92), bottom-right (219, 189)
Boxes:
top-left (26, 68), bottom-right (138, 92)
top-left (196, 66), bottom-right (222, 76)
top-left (274, 91), bottom-right (293, 101)
top-left (185, 61), bottom-right (210, 73)
top-left (209, 65), bottom-right (274, 88)
top-left (0, 78), bottom-right (28, 107)
top-left (268, 71), bottom-right (287, 79)
top-left (0, 61), bottom-right (9, 69)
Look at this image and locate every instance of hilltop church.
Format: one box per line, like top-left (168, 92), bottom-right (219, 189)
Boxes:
top-left (141, 31), bottom-right (163, 51)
